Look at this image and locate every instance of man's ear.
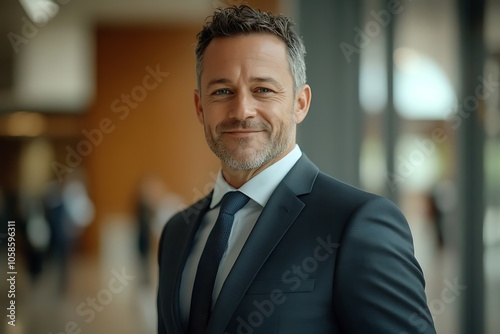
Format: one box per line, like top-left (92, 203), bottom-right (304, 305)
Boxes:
top-left (194, 89), bottom-right (204, 124)
top-left (293, 84), bottom-right (311, 124)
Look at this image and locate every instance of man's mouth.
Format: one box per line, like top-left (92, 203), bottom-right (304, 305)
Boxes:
top-left (222, 129), bottom-right (263, 137)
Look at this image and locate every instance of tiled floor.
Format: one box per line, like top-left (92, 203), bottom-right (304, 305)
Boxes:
top-left (2, 216), bottom-right (499, 334)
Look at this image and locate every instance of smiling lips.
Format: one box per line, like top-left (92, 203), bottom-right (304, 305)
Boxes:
top-left (222, 129), bottom-right (263, 137)
top-left (219, 121), bottom-right (267, 136)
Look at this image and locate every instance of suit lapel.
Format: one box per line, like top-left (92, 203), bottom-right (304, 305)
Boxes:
top-left (205, 155), bottom-right (319, 334)
top-left (162, 195), bottom-right (212, 333)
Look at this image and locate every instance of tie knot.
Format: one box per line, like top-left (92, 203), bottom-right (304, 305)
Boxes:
top-left (219, 191), bottom-right (250, 215)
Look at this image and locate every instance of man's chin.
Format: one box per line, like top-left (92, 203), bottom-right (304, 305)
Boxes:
top-left (220, 150), bottom-right (268, 170)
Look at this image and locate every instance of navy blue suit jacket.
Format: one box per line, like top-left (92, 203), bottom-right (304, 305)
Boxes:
top-left (157, 155), bottom-right (436, 333)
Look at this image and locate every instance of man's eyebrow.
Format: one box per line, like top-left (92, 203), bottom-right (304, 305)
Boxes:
top-left (206, 78), bottom-right (232, 89)
top-left (250, 76), bottom-right (284, 89)
top-left (205, 77), bottom-right (284, 90)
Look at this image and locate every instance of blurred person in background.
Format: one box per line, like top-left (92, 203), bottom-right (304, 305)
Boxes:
top-left (135, 174), bottom-right (184, 286)
top-left (17, 138), bottom-right (54, 284)
top-left (157, 5), bottom-right (436, 334)
top-left (44, 168), bottom-right (94, 295)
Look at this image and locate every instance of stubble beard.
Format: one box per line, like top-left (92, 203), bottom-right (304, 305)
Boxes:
top-left (205, 116), bottom-right (295, 170)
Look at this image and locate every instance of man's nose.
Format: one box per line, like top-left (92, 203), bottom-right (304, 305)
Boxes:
top-left (229, 92), bottom-right (257, 120)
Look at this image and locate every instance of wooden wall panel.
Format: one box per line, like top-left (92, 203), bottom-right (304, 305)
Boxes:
top-left (83, 25), bottom-right (220, 253)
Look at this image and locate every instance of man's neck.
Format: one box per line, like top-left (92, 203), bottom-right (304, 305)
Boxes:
top-left (221, 145), bottom-right (295, 188)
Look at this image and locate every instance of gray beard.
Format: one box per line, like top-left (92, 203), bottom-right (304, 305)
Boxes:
top-left (205, 119), bottom-right (294, 170)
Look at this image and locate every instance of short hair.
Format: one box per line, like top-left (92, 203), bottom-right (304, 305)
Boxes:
top-left (195, 5), bottom-right (307, 95)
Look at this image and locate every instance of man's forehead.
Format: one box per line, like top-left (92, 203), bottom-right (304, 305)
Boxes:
top-left (201, 34), bottom-right (290, 74)
top-left (203, 33), bottom-right (287, 56)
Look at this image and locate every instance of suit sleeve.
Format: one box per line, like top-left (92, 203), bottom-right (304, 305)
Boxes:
top-left (157, 292), bottom-right (167, 334)
top-left (333, 197), bottom-right (436, 334)
top-left (157, 222), bottom-right (168, 334)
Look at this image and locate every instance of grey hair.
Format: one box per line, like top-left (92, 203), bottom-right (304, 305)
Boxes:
top-left (195, 5), bottom-right (307, 95)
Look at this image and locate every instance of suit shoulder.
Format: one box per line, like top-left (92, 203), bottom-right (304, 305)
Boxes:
top-left (314, 172), bottom-right (406, 225)
top-left (313, 171), bottom-right (380, 207)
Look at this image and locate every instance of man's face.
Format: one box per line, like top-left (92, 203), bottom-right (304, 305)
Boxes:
top-left (195, 33), bottom-right (310, 171)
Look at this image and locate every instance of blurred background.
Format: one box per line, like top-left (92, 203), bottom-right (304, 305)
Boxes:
top-left (0, 0), bottom-right (498, 333)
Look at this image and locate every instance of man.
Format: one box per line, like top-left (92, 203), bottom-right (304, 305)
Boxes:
top-left (157, 5), bottom-right (436, 334)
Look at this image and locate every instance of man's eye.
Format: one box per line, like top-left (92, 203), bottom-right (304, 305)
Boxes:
top-left (213, 89), bottom-right (231, 95)
top-left (256, 87), bottom-right (273, 93)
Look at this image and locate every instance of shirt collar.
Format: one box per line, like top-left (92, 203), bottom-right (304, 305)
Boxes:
top-left (210, 145), bottom-right (302, 209)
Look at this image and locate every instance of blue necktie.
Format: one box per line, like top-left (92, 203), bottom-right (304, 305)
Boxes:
top-left (188, 191), bottom-right (250, 334)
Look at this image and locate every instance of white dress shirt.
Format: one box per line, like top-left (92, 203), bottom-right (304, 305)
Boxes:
top-left (179, 145), bottom-right (302, 327)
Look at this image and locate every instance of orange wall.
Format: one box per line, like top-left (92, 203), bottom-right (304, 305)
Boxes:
top-left (82, 25), bottom-right (220, 252)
